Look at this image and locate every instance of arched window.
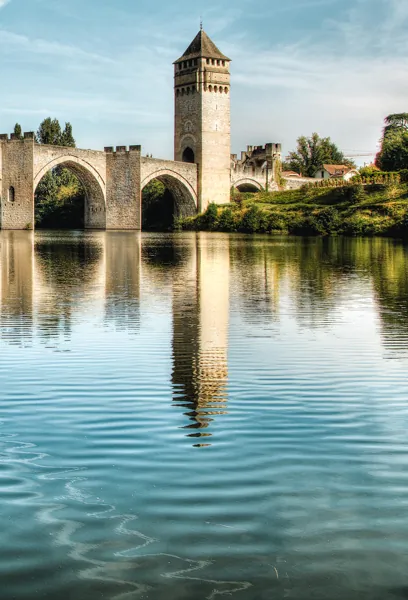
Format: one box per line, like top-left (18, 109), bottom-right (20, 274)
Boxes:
top-left (224, 87), bottom-right (229, 94)
top-left (181, 88), bottom-right (185, 96)
top-left (8, 186), bottom-right (15, 203)
top-left (182, 147), bottom-right (195, 163)
top-left (186, 87), bottom-right (190, 95)
top-left (208, 85), bottom-right (213, 92)
top-left (214, 85), bottom-right (218, 93)
top-left (176, 89), bottom-right (180, 97)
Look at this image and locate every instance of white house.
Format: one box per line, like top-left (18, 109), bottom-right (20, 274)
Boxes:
top-left (314, 164), bottom-right (359, 181)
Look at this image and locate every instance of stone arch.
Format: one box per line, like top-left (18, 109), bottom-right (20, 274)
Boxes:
top-left (141, 169), bottom-right (197, 220)
top-left (232, 178), bottom-right (264, 193)
top-left (33, 155), bottom-right (106, 229)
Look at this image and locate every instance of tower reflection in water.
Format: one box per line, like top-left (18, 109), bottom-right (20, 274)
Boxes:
top-left (171, 234), bottom-right (230, 446)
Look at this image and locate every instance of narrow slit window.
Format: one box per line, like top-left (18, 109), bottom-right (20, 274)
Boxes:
top-left (8, 186), bottom-right (15, 203)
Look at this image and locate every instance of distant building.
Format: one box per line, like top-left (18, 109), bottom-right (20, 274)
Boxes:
top-left (282, 170), bottom-right (302, 178)
top-left (230, 144), bottom-right (282, 192)
top-left (314, 164), bottom-right (359, 181)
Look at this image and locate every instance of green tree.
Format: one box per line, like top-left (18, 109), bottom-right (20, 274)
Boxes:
top-left (35, 118), bottom-right (84, 227)
top-left (36, 117), bottom-right (62, 145)
top-left (60, 122), bottom-right (76, 147)
top-left (376, 113), bottom-right (408, 171)
top-left (286, 133), bottom-right (354, 177)
top-left (13, 123), bottom-right (23, 140)
top-left (383, 113), bottom-right (408, 137)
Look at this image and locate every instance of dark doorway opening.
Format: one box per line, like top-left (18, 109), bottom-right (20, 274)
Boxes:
top-left (142, 180), bottom-right (175, 231)
top-left (142, 174), bottom-right (197, 231)
top-left (236, 183), bottom-right (260, 193)
top-left (182, 147), bottom-right (195, 164)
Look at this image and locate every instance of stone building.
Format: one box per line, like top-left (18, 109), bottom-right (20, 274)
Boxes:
top-left (230, 144), bottom-right (282, 192)
top-left (174, 28), bottom-right (231, 212)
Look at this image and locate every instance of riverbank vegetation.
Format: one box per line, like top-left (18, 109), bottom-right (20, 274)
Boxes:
top-left (178, 177), bottom-right (408, 237)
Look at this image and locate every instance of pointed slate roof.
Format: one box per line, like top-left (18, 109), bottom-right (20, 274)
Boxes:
top-left (174, 30), bottom-right (231, 64)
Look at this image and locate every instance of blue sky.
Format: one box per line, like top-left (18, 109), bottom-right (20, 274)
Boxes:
top-left (1, 0), bottom-right (407, 164)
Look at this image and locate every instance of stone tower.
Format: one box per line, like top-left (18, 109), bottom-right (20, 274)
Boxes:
top-left (174, 29), bottom-right (231, 211)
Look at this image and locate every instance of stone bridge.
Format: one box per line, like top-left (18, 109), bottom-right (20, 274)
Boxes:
top-left (0, 133), bottom-right (198, 230)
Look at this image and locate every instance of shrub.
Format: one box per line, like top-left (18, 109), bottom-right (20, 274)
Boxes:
top-left (218, 207), bottom-right (237, 232)
top-left (343, 212), bottom-right (389, 236)
top-left (239, 205), bottom-right (263, 233)
top-left (348, 184), bottom-right (366, 204)
top-left (316, 207), bottom-right (341, 233)
top-left (202, 203), bottom-right (219, 230)
top-left (267, 212), bottom-right (287, 232)
top-left (399, 169), bottom-right (408, 183)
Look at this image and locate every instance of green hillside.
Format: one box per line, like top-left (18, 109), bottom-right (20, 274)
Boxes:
top-left (179, 181), bottom-right (408, 237)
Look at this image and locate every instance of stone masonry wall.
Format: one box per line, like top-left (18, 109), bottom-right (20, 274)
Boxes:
top-left (0, 137), bottom-right (35, 230)
top-left (283, 176), bottom-right (318, 190)
top-left (105, 146), bottom-right (142, 230)
top-left (200, 85), bottom-right (231, 210)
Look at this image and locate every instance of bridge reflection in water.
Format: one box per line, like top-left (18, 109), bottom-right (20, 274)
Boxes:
top-left (3, 232), bottom-right (407, 446)
top-left (0, 231), bottom-right (230, 443)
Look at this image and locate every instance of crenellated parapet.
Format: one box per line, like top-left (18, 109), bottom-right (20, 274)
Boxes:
top-left (230, 143), bottom-right (282, 192)
top-left (104, 145), bottom-right (142, 154)
top-left (0, 132), bottom-right (35, 142)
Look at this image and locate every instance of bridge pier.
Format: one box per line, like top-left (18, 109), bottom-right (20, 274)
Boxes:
top-left (105, 145), bottom-right (142, 230)
top-left (0, 135), bottom-right (35, 230)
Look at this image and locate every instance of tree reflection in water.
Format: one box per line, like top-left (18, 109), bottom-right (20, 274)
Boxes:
top-left (1, 231), bottom-right (408, 445)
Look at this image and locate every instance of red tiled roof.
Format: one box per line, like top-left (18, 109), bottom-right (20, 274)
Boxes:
top-left (322, 164), bottom-right (351, 176)
top-left (282, 171), bottom-right (301, 177)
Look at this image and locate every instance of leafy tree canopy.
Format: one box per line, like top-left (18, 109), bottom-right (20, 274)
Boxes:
top-left (383, 113), bottom-right (408, 137)
top-left (358, 164), bottom-right (380, 177)
top-left (286, 133), bottom-right (355, 177)
top-left (376, 113), bottom-right (408, 171)
top-left (36, 118), bottom-right (76, 147)
top-left (31, 117), bottom-right (82, 227)
top-left (13, 123), bottom-right (23, 140)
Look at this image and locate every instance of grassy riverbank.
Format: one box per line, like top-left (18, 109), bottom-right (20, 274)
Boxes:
top-left (179, 182), bottom-right (408, 237)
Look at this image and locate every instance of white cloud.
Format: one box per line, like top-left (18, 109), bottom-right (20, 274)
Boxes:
top-left (0, 29), bottom-right (114, 64)
top-left (227, 0), bottom-right (408, 162)
top-left (0, 0), bottom-right (407, 163)
top-left (0, 0), bottom-right (10, 7)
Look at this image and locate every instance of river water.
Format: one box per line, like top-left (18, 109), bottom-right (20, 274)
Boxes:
top-left (1, 231), bottom-right (408, 600)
